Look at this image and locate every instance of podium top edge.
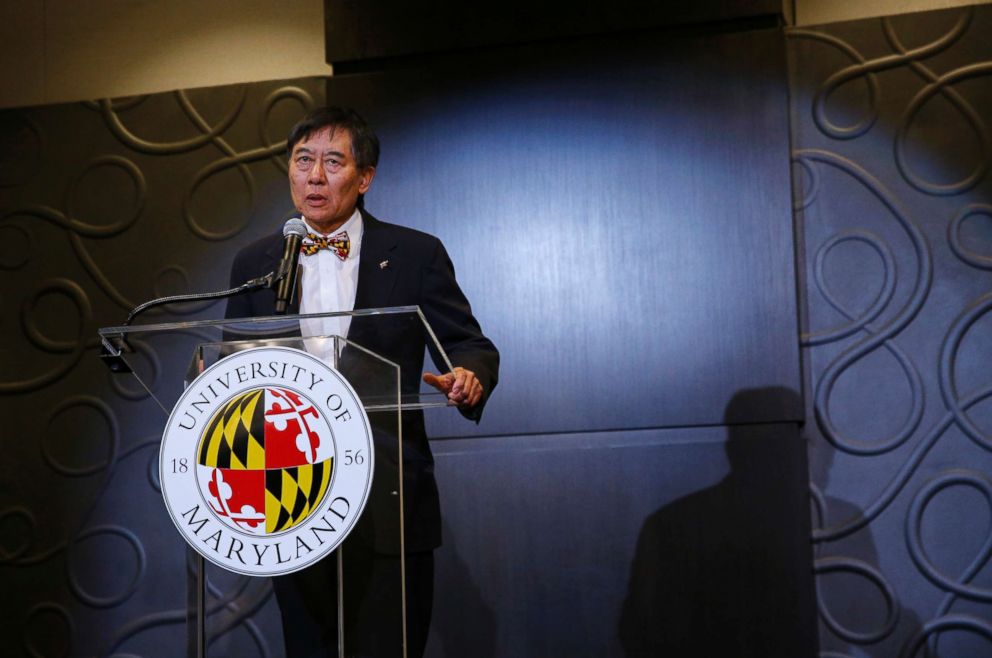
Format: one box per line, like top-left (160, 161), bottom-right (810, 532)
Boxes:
top-left (97, 305), bottom-right (425, 338)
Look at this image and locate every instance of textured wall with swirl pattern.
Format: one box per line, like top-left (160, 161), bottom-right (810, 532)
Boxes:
top-left (788, 5), bottom-right (992, 656)
top-left (0, 78), bottom-right (325, 657)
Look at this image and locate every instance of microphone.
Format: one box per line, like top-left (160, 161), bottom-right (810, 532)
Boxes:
top-left (274, 216), bottom-right (308, 315)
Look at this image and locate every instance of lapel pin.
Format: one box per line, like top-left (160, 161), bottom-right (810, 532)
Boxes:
top-left (379, 259), bottom-right (389, 270)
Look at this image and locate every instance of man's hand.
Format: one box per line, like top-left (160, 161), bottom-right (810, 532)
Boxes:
top-left (422, 366), bottom-right (483, 409)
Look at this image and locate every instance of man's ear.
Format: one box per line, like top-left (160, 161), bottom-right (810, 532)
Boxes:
top-left (359, 166), bottom-right (376, 194)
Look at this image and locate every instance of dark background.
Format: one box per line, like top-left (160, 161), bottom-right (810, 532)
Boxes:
top-left (1, 1), bottom-right (990, 656)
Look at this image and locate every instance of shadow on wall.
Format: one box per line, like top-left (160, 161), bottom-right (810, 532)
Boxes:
top-left (809, 433), bottom-right (924, 656)
top-left (617, 387), bottom-right (817, 658)
top-left (429, 520), bottom-right (497, 657)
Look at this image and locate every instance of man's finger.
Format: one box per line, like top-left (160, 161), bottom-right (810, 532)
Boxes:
top-left (453, 375), bottom-right (482, 408)
top-left (450, 368), bottom-right (470, 396)
top-left (422, 372), bottom-right (453, 392)
top-left (425, 368), bottom-right (483, 408)
top-left (465, 379), bottom-right (483, 407)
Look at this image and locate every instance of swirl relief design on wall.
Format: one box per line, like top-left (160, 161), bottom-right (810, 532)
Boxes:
top-left (789, 6), bottom-right (992, 657)
top-left (0, 78), bottom-right (323, 656)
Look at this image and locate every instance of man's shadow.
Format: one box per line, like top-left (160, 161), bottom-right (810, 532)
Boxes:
top-left (426, 520), bottom-right (497, 657)
top-left (618, 387), bottom-right (818, 657)
top-left (807, 430), bottom-right (923, 657)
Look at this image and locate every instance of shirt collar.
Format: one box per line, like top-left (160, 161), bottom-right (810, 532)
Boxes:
top-left (303, 207), bottom-right (361, 236)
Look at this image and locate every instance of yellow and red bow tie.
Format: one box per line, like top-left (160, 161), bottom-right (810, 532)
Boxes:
top-left (301, 231), bottom-right (350, 260)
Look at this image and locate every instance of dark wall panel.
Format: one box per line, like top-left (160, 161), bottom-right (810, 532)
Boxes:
top-left (788, 6), bottom-right (992, 657)
top-left (428, 415), bottom-right (816, 657)
top-left (326, 27), bottom-right (803, 437)
top-left (324, 0), bottom-right (781, 64)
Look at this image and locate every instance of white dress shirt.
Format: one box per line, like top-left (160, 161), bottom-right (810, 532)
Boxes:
top-left (298, 209), bottom-right (362, 363)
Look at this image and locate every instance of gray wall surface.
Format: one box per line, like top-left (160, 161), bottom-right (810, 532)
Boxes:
top-left (324, 24), bottom-right (815, 657)
top-left (334, 25), bottom-right (803, 436)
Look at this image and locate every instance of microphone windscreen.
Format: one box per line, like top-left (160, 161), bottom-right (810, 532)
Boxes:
top-left (283, 217), bottom-right (308, 238)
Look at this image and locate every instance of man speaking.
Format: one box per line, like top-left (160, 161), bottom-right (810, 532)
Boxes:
top-left (226, 106), bottom-right (499, 657)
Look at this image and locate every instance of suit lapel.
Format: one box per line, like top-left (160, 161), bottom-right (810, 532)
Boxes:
top-left (354, 210), bottom-right (399, 310)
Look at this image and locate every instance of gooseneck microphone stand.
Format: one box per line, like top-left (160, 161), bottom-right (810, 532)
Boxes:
top-left (123, 271), bottom-right (278, 326)
top-left (99, 268), bottom-right (283, 374)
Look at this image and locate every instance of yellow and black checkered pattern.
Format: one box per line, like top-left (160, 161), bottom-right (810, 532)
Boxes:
top-left (198, 390), bottom-right (265, 470)
top-left (264, 461), bottom-right (333, 533)
top-left (301, 231), bottom-right (350, 259)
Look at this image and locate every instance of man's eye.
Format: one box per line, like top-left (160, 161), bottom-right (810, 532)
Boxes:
top-left (297, 156), bottom-right (312, 163)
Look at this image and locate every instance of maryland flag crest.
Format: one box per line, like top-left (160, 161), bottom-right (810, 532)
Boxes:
top-left (195, 387), bottom-right (334, 535)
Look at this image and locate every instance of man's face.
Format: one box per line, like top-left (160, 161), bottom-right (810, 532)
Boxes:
top-left (288, 126), bottom-right (375, 233)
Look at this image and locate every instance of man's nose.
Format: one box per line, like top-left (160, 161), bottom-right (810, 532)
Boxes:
top-left (308, 160), bottom-right (326, 183)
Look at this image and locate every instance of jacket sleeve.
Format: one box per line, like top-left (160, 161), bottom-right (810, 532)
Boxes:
top-left (419, 239), bottom-right (500, 422)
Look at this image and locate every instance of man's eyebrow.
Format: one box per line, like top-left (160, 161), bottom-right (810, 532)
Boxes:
top-left (292, 146), bottom-right (348, 159)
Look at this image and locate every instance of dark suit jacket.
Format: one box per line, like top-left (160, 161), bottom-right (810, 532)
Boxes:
top-left (225, 209), bottom-right (499, 553)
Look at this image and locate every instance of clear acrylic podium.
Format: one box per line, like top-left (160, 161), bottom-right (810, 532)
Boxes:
top-left (98, 306), bottom-right (457, 658)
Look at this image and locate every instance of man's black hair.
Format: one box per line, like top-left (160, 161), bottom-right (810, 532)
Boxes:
top-left (286, 106), bottom-right (380, 170)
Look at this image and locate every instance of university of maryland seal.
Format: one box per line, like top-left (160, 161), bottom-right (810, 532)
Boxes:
top-left (160, 346), bottom-right (374, 576)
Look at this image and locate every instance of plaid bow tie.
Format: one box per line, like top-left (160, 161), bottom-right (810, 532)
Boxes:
top-left (301, 231), bottom-right (350, 260)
